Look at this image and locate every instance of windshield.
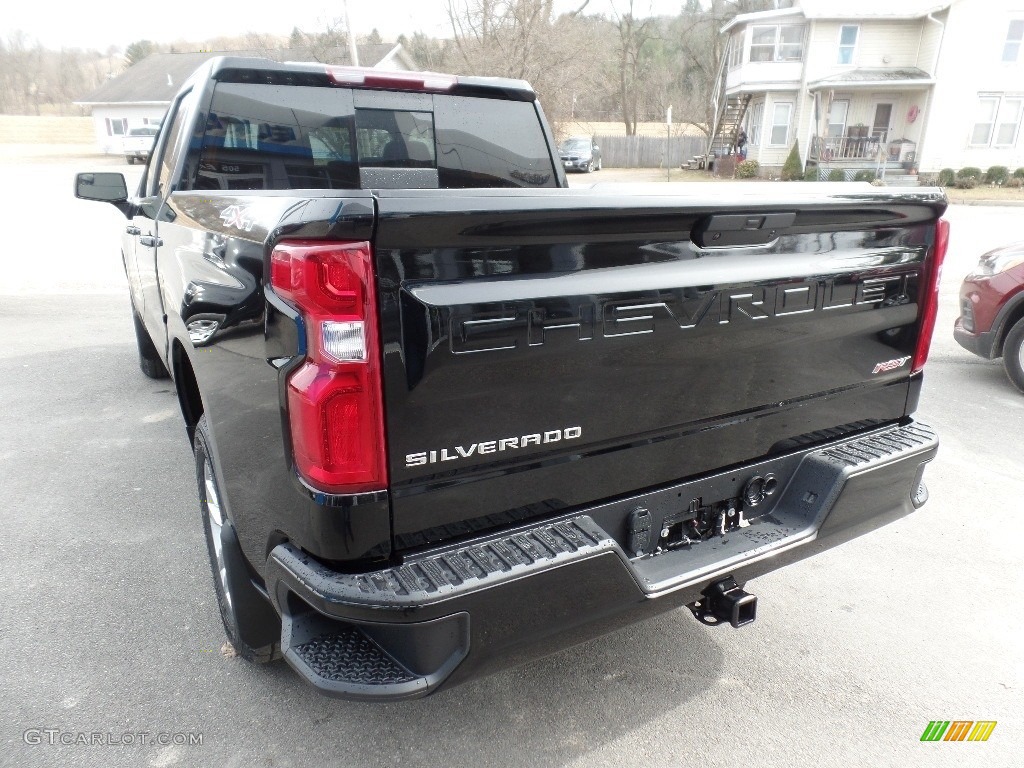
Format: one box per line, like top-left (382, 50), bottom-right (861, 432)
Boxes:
top-left (559, 139), bottom-right (590, 153)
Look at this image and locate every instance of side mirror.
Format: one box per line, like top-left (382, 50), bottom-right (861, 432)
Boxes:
top-left (75, 172), bottom-right (129, 213)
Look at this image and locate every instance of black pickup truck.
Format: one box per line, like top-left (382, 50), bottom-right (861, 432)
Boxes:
top-left (76, 57), bottom-right (948, 701)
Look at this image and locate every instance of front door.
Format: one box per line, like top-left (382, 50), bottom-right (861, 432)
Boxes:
top-left (135, 89), bottom-right (194, 355)
top-left (871, 103), bottom-right (893, 141)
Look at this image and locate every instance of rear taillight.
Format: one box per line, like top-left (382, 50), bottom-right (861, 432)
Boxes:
top-left (912, 218), bottom-right (950, 374)
top-left (270, 240), bottom-right (387, 494)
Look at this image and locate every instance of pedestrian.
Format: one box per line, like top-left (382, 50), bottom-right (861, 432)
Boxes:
top-left (736, 129), bottom-right (748, 160)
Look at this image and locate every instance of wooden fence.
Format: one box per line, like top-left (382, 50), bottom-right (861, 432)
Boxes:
top-left (594, 134), bottom-right (706, 168)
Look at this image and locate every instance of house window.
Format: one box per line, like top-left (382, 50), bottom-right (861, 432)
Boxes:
top-left (827, 99), bottom-right (849, 137)
top-left (1004, 20), bottom-right (1023, 62)
top-left (105, 118), bottom-right (127, 136)
top-left (770, 102), bottom-right (792, 146)
top-left (971, 98), bottom-right (998, 145)
top-left (995, 98), bottom-right (1023, 145)
top-left (971, 95), bottom-right (1023, 146)
top-left (838, 25), bottom-right (859, 65)
top-left (750, 25), bottom-right (804, 62)
top-left (728, 33), bottom-right (743, 68)
top-left (748, 102), bottom-right (764, 145)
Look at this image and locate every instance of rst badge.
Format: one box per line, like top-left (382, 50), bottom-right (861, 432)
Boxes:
top-left (872, 356), bottom-right (911, 374)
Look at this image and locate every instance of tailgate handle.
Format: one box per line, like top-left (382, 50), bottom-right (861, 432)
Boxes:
top-left (692, 212), bottom-right (796, 249)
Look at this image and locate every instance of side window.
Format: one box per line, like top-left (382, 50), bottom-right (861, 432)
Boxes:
top-left (150, 91), bottom-right (192, 198)
top-left (194, 83), bottom-right (357, 191)
top-left (433, 96), bottom-right (556, 188)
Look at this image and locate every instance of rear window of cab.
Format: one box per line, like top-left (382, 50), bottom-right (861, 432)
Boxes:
top-left (190, 82), bottom-right (556, 191)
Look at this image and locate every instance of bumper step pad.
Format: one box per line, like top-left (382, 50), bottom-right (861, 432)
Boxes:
top-left (272, 517), bottom-right (614, 610)
top-left (279, 604), bottom-right (471, 700)
top-left (293, 628), bottom-right (417, 686)
top-left (270, 519), bottom-right (614, 700)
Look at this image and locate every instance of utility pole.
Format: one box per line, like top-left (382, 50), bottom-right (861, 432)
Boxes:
top-left (666, 105), bottom-right (672, 182)
top-left (343, 0), bottom-right (360, 66)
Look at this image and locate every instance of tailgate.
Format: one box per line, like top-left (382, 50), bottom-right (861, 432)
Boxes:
top-left (372, 184), bottom-right (946, 549)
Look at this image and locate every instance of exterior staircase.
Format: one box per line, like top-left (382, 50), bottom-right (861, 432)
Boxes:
top-left (707, 94), bottom-right (752, 159)
top-left (686, 50), bottom-right (751, 170)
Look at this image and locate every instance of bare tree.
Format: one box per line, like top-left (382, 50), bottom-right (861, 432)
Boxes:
top-left (671, 0), bottom-right (780, 136)
top-left (0, 32), bottom-right (46, 114)
top-left (286, 17), bottom-right (352, 63)
top-left (610, 1), bottom-right (655, 135)
top-left (399, 32), bottom-right (455, 71)
top-left (443, 1), bottom-right (607, 125)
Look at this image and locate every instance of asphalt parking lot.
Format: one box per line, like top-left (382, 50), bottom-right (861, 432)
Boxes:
top-left (1, 152), bottom-right (1021, 768)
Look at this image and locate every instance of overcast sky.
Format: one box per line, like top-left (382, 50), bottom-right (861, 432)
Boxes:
top-left (3, 0), bottom-right (688, 51)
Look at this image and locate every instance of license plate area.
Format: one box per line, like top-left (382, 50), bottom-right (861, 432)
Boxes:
top-left (585, 452), bottom-right (809, 560)
top-left (659, 498), bottom-right (746, 550)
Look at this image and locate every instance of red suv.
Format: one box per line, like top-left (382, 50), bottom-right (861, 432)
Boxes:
top-left (954, 242), bottom-right (1024, 392)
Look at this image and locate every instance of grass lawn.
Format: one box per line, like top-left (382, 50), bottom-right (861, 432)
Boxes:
top-left (940, 184), bottom-right (1024, 204)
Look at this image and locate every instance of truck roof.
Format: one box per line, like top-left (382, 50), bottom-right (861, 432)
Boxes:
top-left (194, 56), bottom-right (537, 103)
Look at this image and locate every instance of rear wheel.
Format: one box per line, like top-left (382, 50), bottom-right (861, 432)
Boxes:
top-left (125, 156), bottom-right (134, 165)
top-left (195, 415), bottom-right (282, 663)
top-left (132, 305), bottom-right (169, 379)
top-left (1002, 317), bottom-right (1024, 393)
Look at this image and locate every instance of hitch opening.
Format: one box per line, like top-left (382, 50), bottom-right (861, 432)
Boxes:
top-left (688, 576), bottom-right (757, 628)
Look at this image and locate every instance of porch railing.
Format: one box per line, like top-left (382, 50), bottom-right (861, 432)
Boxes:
top-left (809, 134), bottom-right (888, 162)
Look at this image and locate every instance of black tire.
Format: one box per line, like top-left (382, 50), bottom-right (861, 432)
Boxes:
top-left (586, 159), bottom-right (594, 173)
top-left (1002, 317), bottom-right (1024, 393)
top-left (132, 307), bottom-right (169, 379)
top-left (194, 415), bottom-right (282, 663)
top-left (126, 156), bottom-right (134, 165)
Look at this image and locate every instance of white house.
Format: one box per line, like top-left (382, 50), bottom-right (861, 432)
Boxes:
top-left (716, 0), bottom-right (1024, 180)
top-left (76, 44), bottom-right (418, 156)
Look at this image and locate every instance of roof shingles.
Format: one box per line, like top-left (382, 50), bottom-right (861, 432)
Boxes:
top-left (809, 67), bottom-right (934, 87)
top-left (78, 44), bottom-right (406, 105)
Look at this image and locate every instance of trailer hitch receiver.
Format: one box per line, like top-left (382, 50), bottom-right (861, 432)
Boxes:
top-left (688, 576), bottom-right (757, 628)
